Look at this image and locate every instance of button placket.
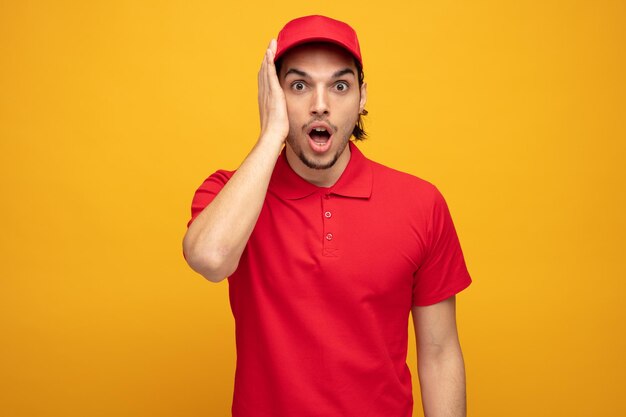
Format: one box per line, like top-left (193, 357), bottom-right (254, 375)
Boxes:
top-left (321, 194), bottom-right (338, 257)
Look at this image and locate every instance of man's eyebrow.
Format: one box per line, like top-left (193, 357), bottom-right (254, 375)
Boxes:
top-left (332, 68), bottom-right (356, 78)
top-left (284, 68), bottom-right (308, 79)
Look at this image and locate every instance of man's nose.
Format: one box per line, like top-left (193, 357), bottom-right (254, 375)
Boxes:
top-left (310, 86), bottom-right (329, 116)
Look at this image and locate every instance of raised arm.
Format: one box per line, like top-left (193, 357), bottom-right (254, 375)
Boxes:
top-left (412, 295), bottom-right (467, 417)
top-left (182, 39), bottom-right (288, 282)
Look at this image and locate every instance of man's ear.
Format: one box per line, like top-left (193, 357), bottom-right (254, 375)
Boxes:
top-left (359, 82), bottom-right (367, 113)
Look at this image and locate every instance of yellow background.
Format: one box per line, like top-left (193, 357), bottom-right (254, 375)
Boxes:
top-left (1, 1), bottom-right (625, 416)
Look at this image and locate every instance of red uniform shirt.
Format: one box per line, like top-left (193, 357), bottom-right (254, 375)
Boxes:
top-left (187, 142), bottom-right (472, 417)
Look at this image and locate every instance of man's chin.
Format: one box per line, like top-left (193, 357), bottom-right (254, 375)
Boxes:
top-left (298, 151), bottom-right (340, 170)
top-left (286, 134), bottom-right (350, 170)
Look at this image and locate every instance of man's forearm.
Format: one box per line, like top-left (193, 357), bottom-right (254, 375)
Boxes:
top-left (182, 137), bottom-right (283, 282)
top-left (418, 345), bottom-right (467, 417)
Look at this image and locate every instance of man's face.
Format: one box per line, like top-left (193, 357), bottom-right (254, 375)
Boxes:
top-left (279, 43), bottom-right (367, 172)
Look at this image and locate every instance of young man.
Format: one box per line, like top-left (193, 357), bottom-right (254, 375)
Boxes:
top-left (183, 15), bottom-right (472, 417)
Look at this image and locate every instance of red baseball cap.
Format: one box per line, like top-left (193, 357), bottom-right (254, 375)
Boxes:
top-left (274, 15), bottom-right (363, 67)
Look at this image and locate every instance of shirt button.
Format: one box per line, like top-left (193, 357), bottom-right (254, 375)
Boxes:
top-left (325, 233), bottom-right (333, 241)
top-left (324, 211), bottom-right (332, 219)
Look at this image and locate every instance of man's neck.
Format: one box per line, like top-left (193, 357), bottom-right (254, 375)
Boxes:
top-left (285, 144), bottom-right (351, 188)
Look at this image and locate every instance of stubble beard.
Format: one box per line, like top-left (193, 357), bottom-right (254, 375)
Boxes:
top-left (286, 122), bottom-right (353, 170)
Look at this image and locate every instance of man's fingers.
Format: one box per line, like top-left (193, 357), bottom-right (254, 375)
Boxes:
top-left (258, 39), bottom-right (288, 138)
top-left (268, 38), bottom-right (277, 62)
top-left (265, 45), bottom-right (282, 93)
top-left (258, 48), bottom-right (267, 87)
top-left (259, 48), bottom-right (272, 97)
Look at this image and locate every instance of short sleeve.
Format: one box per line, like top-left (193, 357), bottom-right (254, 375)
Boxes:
top-left (186, 169), bottom-right (235, 228)
top-left (412, 187), bottom-right (472, 306)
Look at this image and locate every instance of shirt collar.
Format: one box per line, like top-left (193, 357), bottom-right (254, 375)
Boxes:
top-left (268, 141), bottom-right (373, 200)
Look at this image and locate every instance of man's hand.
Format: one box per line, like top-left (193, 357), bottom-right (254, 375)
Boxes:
top-left (257, 39), bottom-right (289, 144)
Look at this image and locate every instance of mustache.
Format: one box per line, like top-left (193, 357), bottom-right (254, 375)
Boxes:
top-left (302, 118), bottom-right (338, 132)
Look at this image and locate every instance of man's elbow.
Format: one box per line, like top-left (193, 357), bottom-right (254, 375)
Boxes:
top-left (418, 346), bottom-right (465, 381)
top-left (418, 337), bottom-right (463, 363)
top-left (185, 251), bottom-right (237, 283)
top-left (182, 237), bottom-right (237, 283)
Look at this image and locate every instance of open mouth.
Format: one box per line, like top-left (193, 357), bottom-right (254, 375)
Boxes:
top-left (307, 123), bottom-right (334, 154)
top-left (309, 127), bottom-right (331, 145)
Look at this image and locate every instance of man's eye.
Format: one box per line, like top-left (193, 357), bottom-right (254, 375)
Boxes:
top-left (335, 82), bottom-right (349, 92)
top-left (292, 82), bottom-right (305, 91)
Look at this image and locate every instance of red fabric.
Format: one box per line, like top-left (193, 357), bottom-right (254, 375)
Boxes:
top-left (187, 142), bottom-right (471, 417)
top-left (274, 15), bottom-right (363, 66)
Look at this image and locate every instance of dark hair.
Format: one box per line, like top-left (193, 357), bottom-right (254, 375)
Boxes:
top-left (274, 56), bottom-right (368, 141)
top-left (352, 60), bottom-right (367, 141)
